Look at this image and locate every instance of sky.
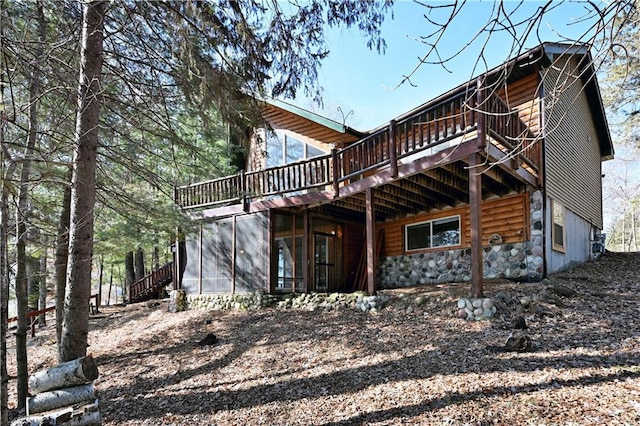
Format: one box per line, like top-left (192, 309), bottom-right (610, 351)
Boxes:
top-left (296, 0), bottom-right (634, 234)
top-left (306, 0), bottom-right (611, 130)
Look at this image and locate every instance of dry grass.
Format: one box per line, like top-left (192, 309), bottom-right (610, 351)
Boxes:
top-left (9, 251), bottom-right (640, 425)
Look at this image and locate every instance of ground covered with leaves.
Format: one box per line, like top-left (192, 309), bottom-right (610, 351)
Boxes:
top-left (9, 251), bottom-right (640, 425)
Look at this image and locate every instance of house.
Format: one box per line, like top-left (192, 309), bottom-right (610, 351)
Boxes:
top-left (168, 42), bottom-right (613, 301)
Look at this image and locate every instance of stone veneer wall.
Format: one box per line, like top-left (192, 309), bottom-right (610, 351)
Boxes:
top-left (378, 191), bottom-right (545, 288)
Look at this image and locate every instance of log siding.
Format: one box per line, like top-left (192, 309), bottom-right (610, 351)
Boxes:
top-left (377, 193), bottom-right (528, 257)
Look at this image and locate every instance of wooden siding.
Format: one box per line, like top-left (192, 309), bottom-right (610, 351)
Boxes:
top-left (377, 193), bottom-right (528, 257)
top-left (542, 56), bottom-right (603, 229)
top-left (498, 73), bottom-right (541, 136)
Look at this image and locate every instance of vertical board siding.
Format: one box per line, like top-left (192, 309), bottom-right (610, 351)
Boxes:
top-left (378, 193), bottom-right (527, 257)
top-left (542, 56), bottom-right (603, 229)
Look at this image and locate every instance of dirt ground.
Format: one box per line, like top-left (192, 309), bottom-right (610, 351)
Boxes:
top-left (8, 251), bottom-right (640, 425)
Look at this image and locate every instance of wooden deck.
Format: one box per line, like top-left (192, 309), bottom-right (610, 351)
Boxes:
top-left (175, 90), bottom-right (540, 218)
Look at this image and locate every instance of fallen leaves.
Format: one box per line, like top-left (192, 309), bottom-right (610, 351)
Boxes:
top-left (7, 251), bottom-right (640, 425)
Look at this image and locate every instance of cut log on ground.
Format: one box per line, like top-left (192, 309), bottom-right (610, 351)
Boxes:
top-left (27, 384), bottom-right (96, 415)
top-left (11, 400), bottom-right (102, 426)
top-left (11, 400), bottom-right (101, 426)
top-left (29, 356), bottom-right (98, 395)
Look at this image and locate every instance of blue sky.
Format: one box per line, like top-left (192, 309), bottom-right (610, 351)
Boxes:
top-left (307, 0), bottom-right (609, 130)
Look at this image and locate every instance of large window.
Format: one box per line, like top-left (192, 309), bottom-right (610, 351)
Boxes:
top-left (266, 130), bottom-right (326, 168)
top-left (405, 216), bottom-right (461, 251)
top-left (272, 213), bottom-right (303, 292)
top-left (552, 200), bottom-right (565, 252)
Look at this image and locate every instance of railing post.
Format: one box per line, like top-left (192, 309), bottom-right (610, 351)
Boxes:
top-left (331, 148), bottom-right (339, 198)
top-left (240, 169), bottom-right (248, 212)
top-left (389, 120), bottom-right (397, 178)
top-left (477, 77), bottom-right (487, 149)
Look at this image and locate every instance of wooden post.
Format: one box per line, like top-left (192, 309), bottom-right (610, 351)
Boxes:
top-left (198, 223), bottom-right (203, 295)
top-left (477, 77), bottom-right (486, 149)
top-left (331, 148), bottom-right (339, 197)
top-left (173, 231), bottom-right (180, 291)
top-left (469, 152), bottom-right (484, 298)
top-left (365, 188), bottom-right (376, 295)
top-left (240, 169), bottom-right (248, 212)
top-left (231, 215), bottom-right (237, 294)
top-left (389, 120), bottom-right (397, 178)
top-left (302, 211), bottom-right (310, 294)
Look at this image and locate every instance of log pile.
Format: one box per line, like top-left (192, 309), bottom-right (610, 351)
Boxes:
top-left (12, 356), bottom-right (102, 426)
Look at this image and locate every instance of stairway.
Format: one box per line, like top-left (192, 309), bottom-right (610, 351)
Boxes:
top-left (128, 261), bottom-right (174, 303)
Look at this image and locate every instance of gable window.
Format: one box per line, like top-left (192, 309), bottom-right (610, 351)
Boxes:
top-left (405, 215), bottom-right (461, 251)
top-left (265, 130), bottom-right (327, 168)
top-left (552, 200), bottom-right (565, 252)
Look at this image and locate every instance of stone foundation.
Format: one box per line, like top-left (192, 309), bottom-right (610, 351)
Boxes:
top-left (168, 290), bottom-right (187, 312)
top-left (182, 291), bottom-right (389, 313)
top-left (378, 190), bottom-right (545, 289)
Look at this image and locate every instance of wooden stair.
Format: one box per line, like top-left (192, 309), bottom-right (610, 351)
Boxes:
top-left (128, 261), bottom-right (173, 303)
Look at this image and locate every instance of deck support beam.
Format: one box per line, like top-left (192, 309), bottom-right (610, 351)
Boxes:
top-left (469, 152), bottom-right (484, 298)
top-left (365, 187), bottom-right (376, 295)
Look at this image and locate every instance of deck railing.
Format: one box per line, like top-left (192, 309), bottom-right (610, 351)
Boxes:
top-left (175, 90), bottom-right (539, 210)
top-left (485, 94), bottom-right (540, 172)
top-left (129, 261), bottom-right (174, 303)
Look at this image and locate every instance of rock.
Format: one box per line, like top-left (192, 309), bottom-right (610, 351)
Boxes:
top-left (505, 331), bottom-right (532, 352)
top-left (457, 298), bottom-right (467, 309)
top-left (197, 333), bottom-right (219, 346)
top-left (472, 299), bottom-right (483, 308)
top-left (414, 296), bottom-right (425, 306)
top-left (495, 291), bottom-right (511, 304)
top-left (548, 284), bottom-right (577, 298)
top-left (520, 296), bottom-right (531, 307)
top-left (511, 315), bottom-right (527, 330)
top-left (473, 308), bottom-right (483, 317)
top-left (482, 298), bottom-right (494, 309)
top-left (458, 309), bottom-right (468, 319)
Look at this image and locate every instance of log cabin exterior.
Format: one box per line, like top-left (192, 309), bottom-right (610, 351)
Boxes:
top-left (173, 43), bottom-right (613, 298)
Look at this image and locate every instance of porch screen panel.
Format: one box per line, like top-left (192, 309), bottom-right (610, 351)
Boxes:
top-left (201, 220), bottom-right (233, 293)
top-left (181, 230), bottom-right (200, 294)
top-left (235, 212), bottom-right (268, 292)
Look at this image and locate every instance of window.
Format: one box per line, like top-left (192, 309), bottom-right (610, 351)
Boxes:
top-left (405, 215), bottom-right (461, 251)
top-left (265, 130), bottom-right (327, 168)
top-left (552, 200), bottom-right (565, 252)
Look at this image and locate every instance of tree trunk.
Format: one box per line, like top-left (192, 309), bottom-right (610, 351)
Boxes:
top-left (29, 356), bottom-right (98, 395)
top-left (124, 251), bottom-right (135, 302)
top-left (38, 254), bottom-right (47, 326)
top-left (27, 257), bottom-right (39, 312)
top-left (153, 244), bottom-right (159, 271)
top-left (1, 116), bottom-right (17, 426)
top-left (107, 266), bottom-right (112, 306)
top-left (134, 248), bottom-right (144, 281)
top-left (55, 175), bottom-right (72, 349)
top-left (27, 384), bottom-right (96, 415)
top-left (96, 258), bottom-right (103, 313)
top-left (15, 0), bottom-right (47, 406)
top-left (60, 1), bottom-right (106, 363)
